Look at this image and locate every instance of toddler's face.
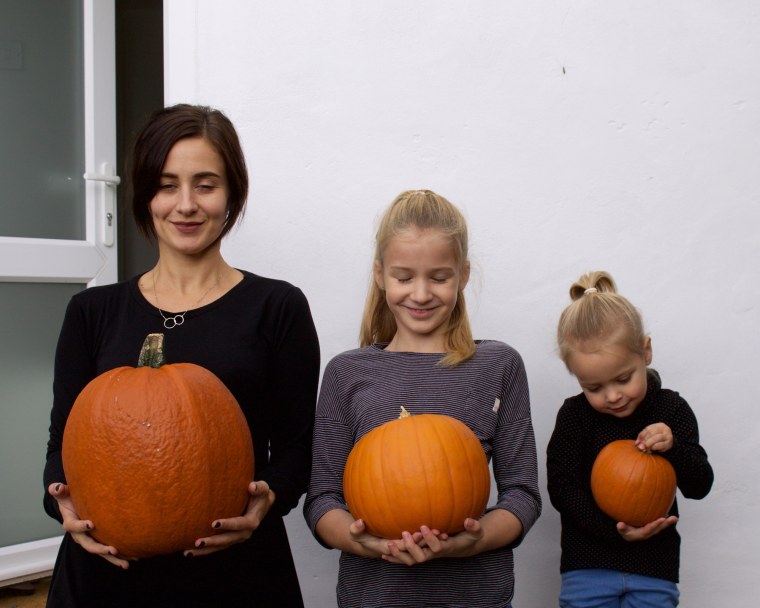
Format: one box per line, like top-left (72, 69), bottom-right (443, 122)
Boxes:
top-left (568, 339), bottom-right (652, 418)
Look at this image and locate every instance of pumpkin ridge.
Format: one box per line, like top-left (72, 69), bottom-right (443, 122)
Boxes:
top-left (432, 416), bottom-right (463, 531)
top-left (412, 416), bottom-right (436, 531)
top-left (428, 420), bottom-right (454, 532)
top-left (362, 429), bottom-right (379, 532)
top-left (373, 423), bottom-right (395, 536)
top-left (453, 416), bottom-right (489, 522)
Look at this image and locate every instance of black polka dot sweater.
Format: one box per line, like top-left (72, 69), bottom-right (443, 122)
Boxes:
top-left (546, 370), bottom-right (713, 583)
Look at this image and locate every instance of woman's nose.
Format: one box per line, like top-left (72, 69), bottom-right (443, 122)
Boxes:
top-left (175, 186), bottom-right (198, 214)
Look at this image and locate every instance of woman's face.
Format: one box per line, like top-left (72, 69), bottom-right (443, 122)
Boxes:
top-left (150, 137), bottom-right (229, 257)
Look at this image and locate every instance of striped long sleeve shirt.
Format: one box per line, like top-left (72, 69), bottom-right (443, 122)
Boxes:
top-left (304, 340), bottom-right (541, 608)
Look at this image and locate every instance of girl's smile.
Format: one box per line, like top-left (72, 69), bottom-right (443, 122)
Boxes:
top-left (406, 306), bottom-right (438, 318)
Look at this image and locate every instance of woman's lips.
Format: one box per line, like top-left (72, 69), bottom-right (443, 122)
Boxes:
top-left (172, 222), bottom-right (202, 233)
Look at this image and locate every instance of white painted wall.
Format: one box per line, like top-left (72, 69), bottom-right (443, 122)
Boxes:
top-left (164, 2), bottom-right (758, 606)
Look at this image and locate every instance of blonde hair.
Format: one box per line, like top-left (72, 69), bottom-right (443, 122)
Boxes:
top-left (557, 270), bottom-right (647, 368)
top-left (359, 189), bottom-right (476, 367)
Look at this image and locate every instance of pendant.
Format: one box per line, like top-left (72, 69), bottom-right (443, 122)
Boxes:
top-left (162, 313), bottom-right (186, 329)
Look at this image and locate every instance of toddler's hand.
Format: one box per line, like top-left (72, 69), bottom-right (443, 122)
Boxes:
top-left (636, 423), bottom-right (673, 453)
top-left (617, 515), bottom-right (678, 541)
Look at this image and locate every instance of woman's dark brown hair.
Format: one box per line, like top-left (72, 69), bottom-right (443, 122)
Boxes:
top-left (128, 103), bottom-right (249, 241)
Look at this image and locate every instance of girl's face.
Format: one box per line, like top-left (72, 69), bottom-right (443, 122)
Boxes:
top-left (150, 137), bottom-right (229, 257)
top-left (374, 228), bottom-right (469, 353)
top-left (567, 338), bottom-right (652, 418)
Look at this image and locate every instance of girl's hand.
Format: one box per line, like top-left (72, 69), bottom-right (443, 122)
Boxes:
top-left (383, 518), bottom-right (483, 566)
top-left (617, 515), bottom-right (678, 541)
top-left (636, 423), bottom-right (673, 453)
top-left (345, 518), bottom-right (400, 558)
top-left (47, 483), bottom-right (130, 569)
top-left (185, 480), bottom-right (274, 557)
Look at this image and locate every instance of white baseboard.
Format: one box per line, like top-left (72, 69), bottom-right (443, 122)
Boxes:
top-left (0, 536), bottom-right (62, 587)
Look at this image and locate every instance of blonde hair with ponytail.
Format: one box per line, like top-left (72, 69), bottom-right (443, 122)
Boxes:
top-left (557, 270), bottom-right (648, 369)
top-left (359, 189), bottom-right (476, 367)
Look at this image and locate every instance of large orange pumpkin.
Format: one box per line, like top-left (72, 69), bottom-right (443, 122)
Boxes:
top-left (343, 407), bottom-right (490, 539)
top-left (590, 439), bottom-right (677, 526)
top-left (62, 333), bottom-right (254, 558)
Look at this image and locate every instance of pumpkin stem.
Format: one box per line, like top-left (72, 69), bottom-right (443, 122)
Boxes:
top-left (399, 406), bottom-right (411, 419)
top-left (137, 333), bottom-right (166, 368)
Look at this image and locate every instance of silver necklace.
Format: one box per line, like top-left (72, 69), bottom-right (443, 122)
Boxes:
top-left (152, 268), bottom-right (219, 329)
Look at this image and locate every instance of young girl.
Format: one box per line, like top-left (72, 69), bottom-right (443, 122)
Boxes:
top-left (547, 271), bottom-right (713, 607)
top-left (304, 189), bottom-right (542, 608)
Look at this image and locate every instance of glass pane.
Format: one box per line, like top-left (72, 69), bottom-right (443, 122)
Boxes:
top-left (0, 282), bottom-right (83, 547)
top-left (0, 0), bottom-right (85, 240)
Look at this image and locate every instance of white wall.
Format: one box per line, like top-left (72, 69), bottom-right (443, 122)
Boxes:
top-left (164, 2), bottom-right (759, 606)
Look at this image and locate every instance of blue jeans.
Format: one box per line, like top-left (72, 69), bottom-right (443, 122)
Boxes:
top-left (559, 569), bottom-right (679, 608)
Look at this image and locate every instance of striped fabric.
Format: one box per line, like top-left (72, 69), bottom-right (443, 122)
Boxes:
top-left (304, 340), bottom-right (542, 608)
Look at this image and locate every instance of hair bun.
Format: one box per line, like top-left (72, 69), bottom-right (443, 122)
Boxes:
top-left (569, 271), bottom-right (618, 301)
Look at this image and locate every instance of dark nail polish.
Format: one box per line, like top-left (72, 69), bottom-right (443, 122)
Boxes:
top-left (213, 521), bottom-right (221, 529)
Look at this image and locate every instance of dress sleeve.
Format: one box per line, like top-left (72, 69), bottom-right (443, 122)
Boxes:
top-left (43, 295), bottom-right (97, 522)
top-left (302, 359), bottom-right (354, 546)
top-left (257, 286), bottom-right (320, 516)
top-left (489, 352), bottom-right (542, 545)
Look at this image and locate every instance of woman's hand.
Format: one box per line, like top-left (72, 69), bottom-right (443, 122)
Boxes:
top-left (185, 480), bottom-right (275, 557)
top-left (617, 515), bottom-right (678, 541)
top-left (383, 519), bottom-right (482, 566)
top-left (636, 423), bottom-right (673, 453)
top-left (47, 483), bottom-right (130, 569)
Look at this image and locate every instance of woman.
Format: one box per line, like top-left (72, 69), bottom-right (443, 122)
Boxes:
top-left (43, 104), bottom-right (320, 607)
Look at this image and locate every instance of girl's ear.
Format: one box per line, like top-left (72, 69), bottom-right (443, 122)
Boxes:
top-left (459, 261), bottom-right (471, 290)
top-left (373, 260), bottom-right (385, 290)
top-left (643, 336), bottom-right (653, 365)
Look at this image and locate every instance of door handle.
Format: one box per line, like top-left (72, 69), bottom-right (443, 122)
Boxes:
top-left (83, 172), bottom-right (121, 186)
top-left (84, 163), bottom-right (120, 247)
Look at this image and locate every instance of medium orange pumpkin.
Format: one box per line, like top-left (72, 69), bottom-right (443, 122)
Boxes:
top-left (343, 407), bottom-right (490, 539)
top-left (590, 439), bottom-right (677, 526)
top-left (62, 333), bottom-right (254, 558)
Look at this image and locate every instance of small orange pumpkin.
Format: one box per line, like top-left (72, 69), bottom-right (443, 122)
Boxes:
top-left (62, 333), bottom-right (254, 558)
top-left (343, 407), bottom-right (490, 539)
top-left (590, 439), bottom-right (677, 526)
